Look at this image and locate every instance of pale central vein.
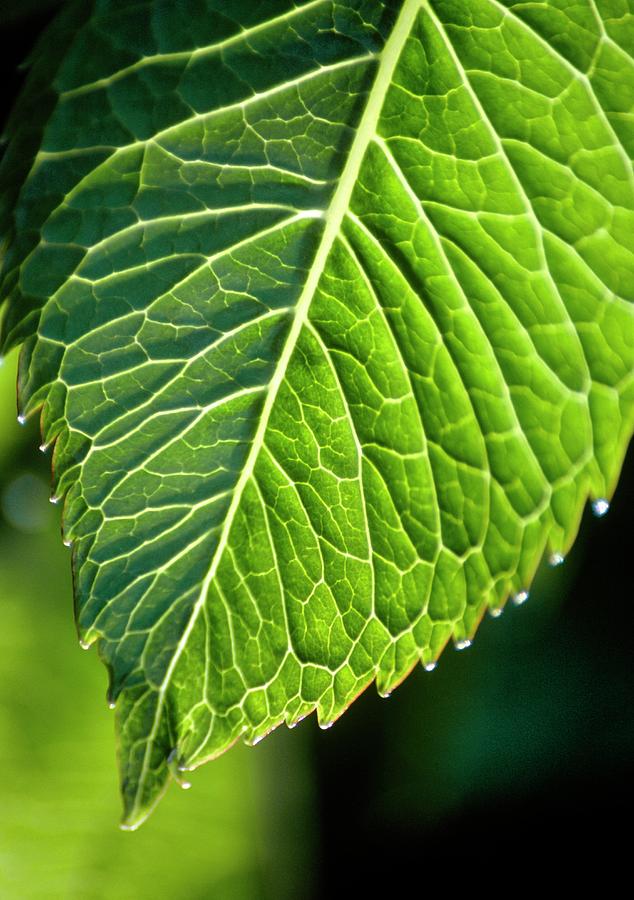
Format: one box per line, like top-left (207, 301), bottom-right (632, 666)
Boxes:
top-left (124, 0), bottom-right (424, 828)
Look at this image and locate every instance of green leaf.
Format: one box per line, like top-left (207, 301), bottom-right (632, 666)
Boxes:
top-left (1, 0), bottom-right (632, 829)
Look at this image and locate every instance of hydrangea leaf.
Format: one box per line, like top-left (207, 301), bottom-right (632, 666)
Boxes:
top-left (1, 0), bottom-right (632, 829)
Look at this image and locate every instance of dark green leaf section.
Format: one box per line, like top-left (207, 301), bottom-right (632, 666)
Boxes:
top-left (0, 0), bottom-right (93, 282)
top-left (1, 0), bottom-right (632, 828)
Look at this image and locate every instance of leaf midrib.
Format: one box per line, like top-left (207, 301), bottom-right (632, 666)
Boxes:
top-left (124, 0), bottom-right (423, 829)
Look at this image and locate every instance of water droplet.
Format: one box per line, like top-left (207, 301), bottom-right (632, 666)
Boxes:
top-left (247, 733), bottom-right (264, 746)
top-left (17, 414), bottom-right (26, 426)
top-left (592, 498), bottom-right (609, 518)
top-left (423, 661), bottom-right (437, 672)
top-left (512, 590), bottom-right (530, 606)
top-left (319, 721), bottom-right (334, 731)
top-left (79, 639), bottom-right (91, 651)
top-left (288, 713), bottom-right (307, 729)
top-left (488, 606), bottom-right (504, 618)
top-left (108, 701), bottom-right (116, 710)
top-left (167, 749), bottom-right (191, 788)
top-left (454, 638), bottom-right (472, 651)
top-left (378, 690), bottom-right (392, 699)
top-left (49, 495), bottom-right (60, 506)
top-left (549, 552), bottom-right (564, 567)
top-left (63, 538), bottom-right (72, 548)
top-left (39, 443), bottom-right (48, 454)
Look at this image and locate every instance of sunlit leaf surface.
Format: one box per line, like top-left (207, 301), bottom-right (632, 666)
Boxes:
top-left (1, 0), bottom-right (632, 828)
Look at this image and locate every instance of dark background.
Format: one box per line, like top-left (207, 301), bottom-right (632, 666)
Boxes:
top-left (0, 4), bottom-right (632, 896)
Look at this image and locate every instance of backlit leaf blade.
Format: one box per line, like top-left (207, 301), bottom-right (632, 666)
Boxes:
top-left (1, 0), bottom-right (632, 829)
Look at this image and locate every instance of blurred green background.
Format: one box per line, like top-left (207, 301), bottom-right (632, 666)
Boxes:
top-left (1, 4), bottom-right (633, 896)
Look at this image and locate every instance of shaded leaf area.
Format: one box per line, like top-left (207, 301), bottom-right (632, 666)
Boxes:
top-left (0, 0), bottom-right (632, 827)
